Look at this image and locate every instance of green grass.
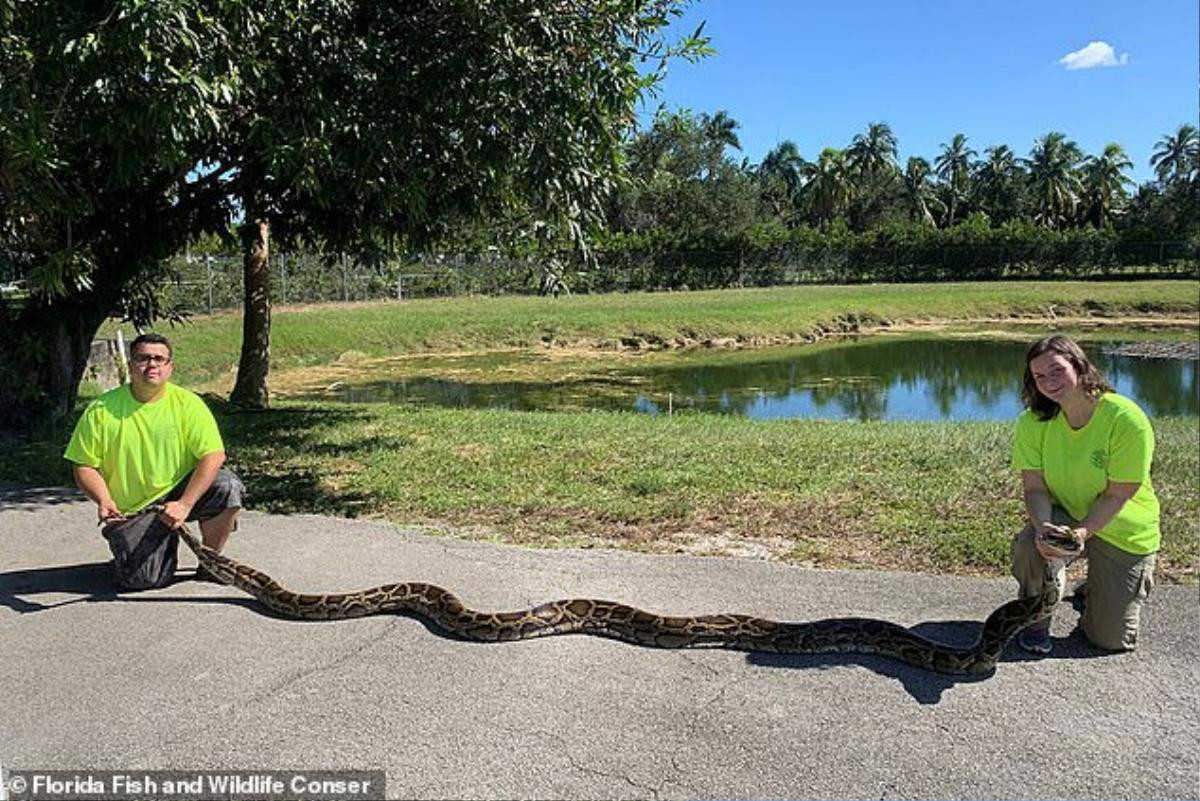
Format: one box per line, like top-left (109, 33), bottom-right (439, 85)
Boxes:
top-left (15, 280), bottom-right (1192, 583)
top-left (10, 401), bottom-right (1196, 582)
top-left (109, 280), bottom-right (1200, 388)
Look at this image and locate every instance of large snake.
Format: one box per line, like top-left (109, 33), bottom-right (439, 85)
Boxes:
top-left (173, 520), bottom-right (1077, 676)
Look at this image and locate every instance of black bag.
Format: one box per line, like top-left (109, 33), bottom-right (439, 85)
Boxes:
top-left (101, 510), bottom-right (180, 590)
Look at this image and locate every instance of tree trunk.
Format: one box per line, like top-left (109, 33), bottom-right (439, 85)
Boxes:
top-left (0, 292), bottom-right (112, 434)
top-left (229, 219), bottom-right (272, 408)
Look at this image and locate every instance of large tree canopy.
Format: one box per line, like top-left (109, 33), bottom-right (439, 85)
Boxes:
top-left (0, 0), bottom-right (704, 430)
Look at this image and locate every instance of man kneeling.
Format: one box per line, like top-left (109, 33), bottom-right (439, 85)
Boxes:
top-left (64, 333), bottom-right (244, 588)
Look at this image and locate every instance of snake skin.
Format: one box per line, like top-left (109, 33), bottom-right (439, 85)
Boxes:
top-left (176, 522), bottom-right (1075, 676)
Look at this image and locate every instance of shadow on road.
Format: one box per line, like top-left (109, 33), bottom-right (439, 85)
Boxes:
top-left (0, 484), bottom-right (84, 511)
top-left (746, 615), bottom-right (1112, 704)
top-left (2, 559), bottom-right (1115, 706)
top-left (0, 561), bottom-right (261, 615)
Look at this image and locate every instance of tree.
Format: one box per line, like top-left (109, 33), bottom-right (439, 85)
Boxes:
top-left (934, 133), bottom-right (976, 226)
top-left (802, 148), bottom-right (854, 228)
top-left (1082, 143), bottom-right (1133, 228)
top-left (1150, 124), bottom-right (1199, 186)
top-left (756, 140), bottom-right (806, 221)
top-left (900, 157), bottom-right (942, 227)
top-left (702, 109), bottom-right (742, 177)
top-left (230, 220), bottom-right (270, 407)
top-left (972, 145), bottom-right (1024, 224)
top-left (846, 121), bottom-right (899, 229)
top-left (1025, 132), bottom-right (1084, 228)
top-left (847, 122), bottom-right (899, 181)
top-left (609, 108), bottom-right (758, 238)
top-left (0, 0), bottom-right (706, 430)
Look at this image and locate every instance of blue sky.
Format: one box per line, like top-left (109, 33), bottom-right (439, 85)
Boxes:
top-left (639, 1), bottom-right (1199, 184)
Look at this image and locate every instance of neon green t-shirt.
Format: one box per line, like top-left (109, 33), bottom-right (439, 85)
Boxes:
top-left (64, 383), bottom-right (225, 514)
top-left (1011, 393), bottom-right (1160, 555)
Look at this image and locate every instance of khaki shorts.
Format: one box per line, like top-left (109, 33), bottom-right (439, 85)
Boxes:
top-left (1011, 508), bottom-right (1156, 651)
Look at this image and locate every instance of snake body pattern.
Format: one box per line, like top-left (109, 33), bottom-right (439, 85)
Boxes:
top-left (176, 524), bottom-right (1075, 676)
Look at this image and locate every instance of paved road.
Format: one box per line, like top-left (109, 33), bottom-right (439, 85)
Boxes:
top-left (2, 484), bottom-right (1197, 800)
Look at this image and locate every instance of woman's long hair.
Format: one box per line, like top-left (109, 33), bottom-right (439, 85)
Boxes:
top-left (1021, 335), bottom-right (1114, 420)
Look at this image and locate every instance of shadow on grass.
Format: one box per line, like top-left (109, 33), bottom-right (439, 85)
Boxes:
top-left (0, 434), bottom-right (77, 488)
top-left (0, 400), bottom-right (386, 521)
top-left (210, 402), bottom-right (379, 518)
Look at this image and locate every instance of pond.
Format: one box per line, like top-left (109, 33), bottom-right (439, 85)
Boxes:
top-left (306, 334), bottom-right (1199, 422)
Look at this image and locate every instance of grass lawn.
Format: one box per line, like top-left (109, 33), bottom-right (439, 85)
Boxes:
top-left (11, 279), bottom-right (1192, 583)
top-left (7, 403), bottom-right (1195, 581)
top-left (105, 280), bottom-right (1200, 389)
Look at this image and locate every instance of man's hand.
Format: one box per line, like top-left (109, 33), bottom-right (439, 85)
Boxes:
top-left (157, 500), bottom-right (194, 529)
top-left (97, 501), bottom-right (127, 526)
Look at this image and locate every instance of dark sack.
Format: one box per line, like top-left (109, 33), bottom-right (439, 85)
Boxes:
top-left (101, 510), bottom-right (179, 590)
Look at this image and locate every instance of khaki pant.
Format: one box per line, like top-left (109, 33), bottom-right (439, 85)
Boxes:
top-left (1011, 508), bottom-right (1156, 651)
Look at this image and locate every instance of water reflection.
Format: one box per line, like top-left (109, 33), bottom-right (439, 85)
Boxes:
top-left (316, 336), bottom-right (1199, 422)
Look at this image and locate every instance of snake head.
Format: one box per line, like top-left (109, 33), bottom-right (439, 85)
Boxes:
top-left (1037, 528), bottom-right (1083, 559)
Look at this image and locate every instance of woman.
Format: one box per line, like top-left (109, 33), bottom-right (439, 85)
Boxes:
top-left (1010, 335), bottom-right (1159, 655)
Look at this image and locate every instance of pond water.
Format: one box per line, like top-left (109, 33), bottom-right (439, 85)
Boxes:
top-left (313, 335), bottom-right (1199, 422)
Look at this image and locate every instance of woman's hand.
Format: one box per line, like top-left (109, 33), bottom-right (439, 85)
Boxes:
top-left (1035, 522), bottom-right (1082, 559)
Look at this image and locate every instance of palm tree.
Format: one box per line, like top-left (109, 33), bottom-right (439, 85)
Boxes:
top-left (702, 110), bottom-right (742, 179)
top-left (1150, 124), bottom-right (1199, 185)
top-left (847, 122), bottom-right (899, 184)
top-left (973, 145), bottom-right (1022, 223)
top-left (802, 148), bottom-right (854, 228)
top-left (846, 122), bottom-right (900, 229)
top-left (627, 109), bottom-right (690, 181)
top-left (757, 140), bottom-right (806, 218)
top-left (901, 156), bottom-right (942, 227)
top-left (704, 110), bottom-right (743, 151)
top-left (1082, 143), bottom-right (1134, 228)
top-left (1025, 132), bottom-right (1084, 228)
top-left (934, 133), bottom-right (975, 226)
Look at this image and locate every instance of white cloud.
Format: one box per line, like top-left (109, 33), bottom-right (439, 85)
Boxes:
top-left (1058, 41), bottom-right (1130, 70)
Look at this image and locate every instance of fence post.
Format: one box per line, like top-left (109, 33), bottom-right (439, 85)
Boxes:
top-left (205, 255), bottom-right (214, 315)
top-left (114, 328), bottom-right (128, 384)
top-left (341, 254), bottom-right (349, 302)
top-left (281, 254), bottom-right (288, 305)
top-left (396, 272), bottom-right (404, 301)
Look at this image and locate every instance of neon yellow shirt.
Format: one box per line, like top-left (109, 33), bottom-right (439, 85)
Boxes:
top-left (64, 383), bottom-right (225, 514)
top-left (1011, 393), bottom-right (1160, 555)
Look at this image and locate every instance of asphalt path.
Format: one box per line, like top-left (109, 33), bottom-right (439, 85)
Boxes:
top-left (2, 484), bottom-right (1197, 800)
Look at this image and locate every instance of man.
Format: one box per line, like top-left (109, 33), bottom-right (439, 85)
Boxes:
top-left (64, 333), bottom-right (244, 587)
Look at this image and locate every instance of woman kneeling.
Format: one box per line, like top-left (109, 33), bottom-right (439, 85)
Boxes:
top-left (1011, 335), bottom-right (1159, 656)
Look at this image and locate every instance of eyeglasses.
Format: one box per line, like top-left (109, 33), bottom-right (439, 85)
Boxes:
top-left (130, 354), bottom-right (172, 366)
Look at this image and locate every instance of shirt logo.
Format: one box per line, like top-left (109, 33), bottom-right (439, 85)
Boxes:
top-left (1090, 449), bottom-right (1107, 469)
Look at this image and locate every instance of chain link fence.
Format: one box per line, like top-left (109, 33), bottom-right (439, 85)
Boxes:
top-left (160, 240), bottom-right (1198, 314)
top-left (160, 251), bottom-right (551, 314)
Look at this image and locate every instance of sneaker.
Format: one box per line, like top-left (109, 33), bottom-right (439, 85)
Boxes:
top-left (1018, 628), bottom-right (1053, 655)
